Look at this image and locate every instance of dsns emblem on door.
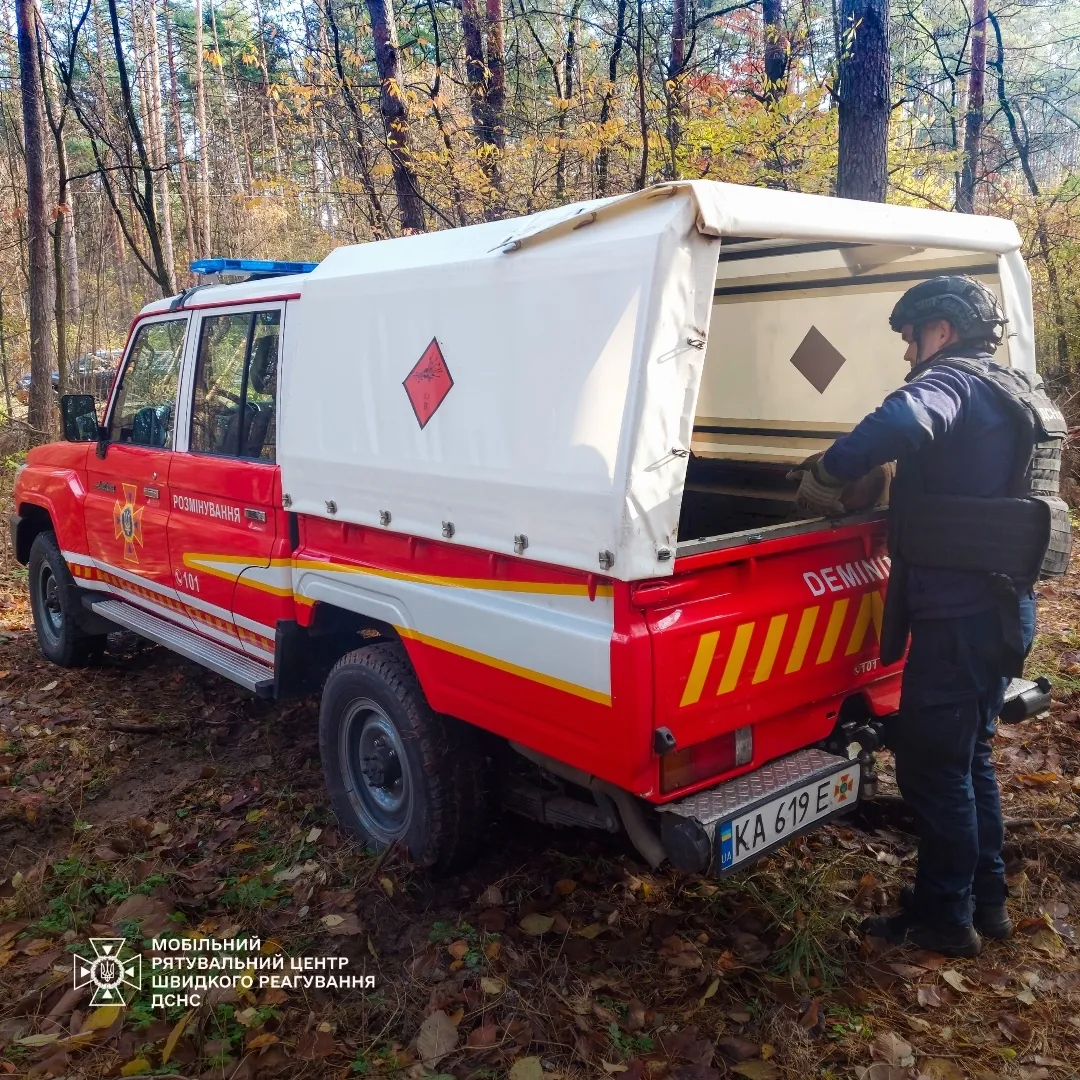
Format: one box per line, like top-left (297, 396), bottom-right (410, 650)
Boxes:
top-left (113, 484), bottom-right (145, 563)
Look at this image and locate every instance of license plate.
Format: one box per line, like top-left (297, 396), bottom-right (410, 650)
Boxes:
top-left (717, 762), bottom-right (860, 871)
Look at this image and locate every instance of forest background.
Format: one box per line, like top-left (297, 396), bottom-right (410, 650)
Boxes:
top-left (1, 0), bottom-right (1080, 438)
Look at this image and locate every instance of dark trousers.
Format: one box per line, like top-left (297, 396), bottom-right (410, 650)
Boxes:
top-left (891, 597), bottom-right (1036, 926)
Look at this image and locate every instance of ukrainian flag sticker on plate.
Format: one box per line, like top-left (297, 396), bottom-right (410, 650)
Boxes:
top-left (719, 822), bottom-right (734, 870)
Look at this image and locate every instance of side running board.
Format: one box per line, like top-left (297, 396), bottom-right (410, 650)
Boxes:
top-left (91, 598), bottom-right (275, 697)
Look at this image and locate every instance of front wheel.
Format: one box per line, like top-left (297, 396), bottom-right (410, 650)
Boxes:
top-left (28, 531), bottom-right (106, 667)
top-left (318, 643), bottom-right (488, 873)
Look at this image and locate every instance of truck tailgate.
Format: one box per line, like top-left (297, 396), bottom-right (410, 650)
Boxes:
top-left (638, 519), bottom-right (902, 792)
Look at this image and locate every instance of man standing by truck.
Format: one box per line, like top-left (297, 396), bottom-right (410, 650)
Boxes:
top-left (794, 276), bottom-right (1070, 957)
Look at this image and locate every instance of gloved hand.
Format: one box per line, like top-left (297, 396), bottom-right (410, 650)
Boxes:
top-left (787, 454), bottom-right (847, 517)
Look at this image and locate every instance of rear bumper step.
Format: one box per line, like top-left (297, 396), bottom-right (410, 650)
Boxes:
top-left (90, 598), bottom-right (274, 696)
top-left (657, 748), bottom-right (856, 874)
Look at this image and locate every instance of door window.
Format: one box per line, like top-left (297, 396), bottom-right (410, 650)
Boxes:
top-left (190, 310), bottom-right (280, 462)
top-left (108, 319), bottom-right (187, 447)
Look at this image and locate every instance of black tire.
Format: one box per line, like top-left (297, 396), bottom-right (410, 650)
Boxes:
top-left (318, 642), bottom-right (488, 873)
top-left (27, 531), bottom-right (106, 667)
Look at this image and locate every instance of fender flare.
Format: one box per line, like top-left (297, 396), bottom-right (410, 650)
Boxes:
top-left (12, 468), bottom-right (90, 565)
top-left (292, 571), bottom-right (416, 638)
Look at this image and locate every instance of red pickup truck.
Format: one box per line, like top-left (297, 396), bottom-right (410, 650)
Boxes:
top-left (9, 183), bottom-right (1047, 874)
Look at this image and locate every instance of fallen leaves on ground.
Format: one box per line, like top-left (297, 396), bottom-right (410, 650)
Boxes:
top-left (0, 469), bottom-right (1078, 1079)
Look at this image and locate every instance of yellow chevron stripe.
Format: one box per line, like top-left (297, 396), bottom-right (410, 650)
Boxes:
top-left (717, 623), bottom-right (755, 695)
top-left (753, 614), bottom-right (788, 684)
top-left (845, 592), bottom-right (874, 655)
top-left (785, 606), bottom-right (819, 673)
top-left (680, 631), bottom-right (720, 707)
top-left (816, 599), bottom-right (849, 664)
top-left (871, 590), bottom-right (884, 640)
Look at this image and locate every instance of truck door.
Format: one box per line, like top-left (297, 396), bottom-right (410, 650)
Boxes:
top-left (167, 306), bottom-right (288, 664)
top-left (83, 314), bottom-right (193, 623)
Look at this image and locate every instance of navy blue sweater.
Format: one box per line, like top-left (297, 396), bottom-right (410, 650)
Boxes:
top-left (821, 351), bottom-right (1021, 619)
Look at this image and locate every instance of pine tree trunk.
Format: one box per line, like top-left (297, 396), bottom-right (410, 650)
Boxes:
top-left (164, 1), bottom-right (197, 268)
top-left (635, 0), bottom-right (648, 190)
top-left (193, 0), bottom-right (211, 254)
top-left (50, 160), bottom-right (67, 395)
top-left (666, 0), bottom-right (687, 178)
top-left (16, 0), bottom-right (56, 438)
top-left (957, 0), bottom-right (987, 213)
top-left (459, 0), bottom-right (489, 143)
top-left (762, 0), bottom-right (788, 101)
top-left (208, 0), bottom-right (245, 192)
top-left (41, 48), bottom-right (80, 330)
top-left (835, 0), bottom-right (890, 202)
top-left (252, 0), bottom-right (281, 176)
top-left (485, 0), bottom-right (505, 150)
top-left (145, 0), bottom-right (176, 289)
top-left (988, 11), bottom-right (1067, 377)
top-left (596, 0), bottom-right (628, 196)
top-left (39, 23), bottom-right (71, 391)
top-left (0, 291), bottom-right (12, 419)
top-left (364, 0), bottom-right (425, 232)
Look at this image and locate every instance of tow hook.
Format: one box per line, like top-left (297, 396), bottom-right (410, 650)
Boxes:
top-left (825, 719), bottom-right (884, 801)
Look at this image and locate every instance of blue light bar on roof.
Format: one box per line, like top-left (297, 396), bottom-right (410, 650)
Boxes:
top-left (190, 258), bottom-right (318, 278)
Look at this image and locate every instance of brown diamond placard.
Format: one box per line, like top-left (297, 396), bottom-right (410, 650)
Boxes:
top-left (789, 326), bottom-right (848, 394)
top-left (403, 338), bottom-right (454, 428)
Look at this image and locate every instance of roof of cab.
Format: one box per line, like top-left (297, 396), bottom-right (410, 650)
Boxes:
top-left (138, 271), bottom-right (312, 317)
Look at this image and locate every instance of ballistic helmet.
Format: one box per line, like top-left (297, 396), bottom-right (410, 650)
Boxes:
top-left (889, 275), bottom-right (1007, 347)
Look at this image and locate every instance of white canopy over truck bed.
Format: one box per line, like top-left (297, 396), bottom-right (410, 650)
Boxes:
top-left (279, 180), bottom-right (1032, 581)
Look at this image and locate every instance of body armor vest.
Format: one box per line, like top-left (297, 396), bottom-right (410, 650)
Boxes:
top-left (880, 352), bottom-right (1071, 674)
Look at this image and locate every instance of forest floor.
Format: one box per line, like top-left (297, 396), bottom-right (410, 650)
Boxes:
top-left (0, 459), bottom-right (1079, 1080)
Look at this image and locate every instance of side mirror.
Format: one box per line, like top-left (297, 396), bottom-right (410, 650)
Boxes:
top-left (60, 394), bottom-right (99, 442)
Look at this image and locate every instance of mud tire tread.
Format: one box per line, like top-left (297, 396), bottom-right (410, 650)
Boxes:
top-left (27, 531), bottom-right (105, 668)
top-left (320, 642), bottom-right (488, 873)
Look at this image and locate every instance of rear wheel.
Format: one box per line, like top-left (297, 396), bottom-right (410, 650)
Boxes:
top-left (28, 532), bottom-right (106, 667)
top-left (319, 642), bottom-right (487, 872)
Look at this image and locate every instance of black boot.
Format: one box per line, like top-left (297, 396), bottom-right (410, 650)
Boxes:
top-left (860, 912), bottom-right (913, 946)
top-left (905, 921), bottom-right (982, 957)
top-left (973, 903), bottom-right (1013, 940)
top-left (861, 909), bottom-right (982, 957)
top-left (900, 885), bottom-right (1012, 940)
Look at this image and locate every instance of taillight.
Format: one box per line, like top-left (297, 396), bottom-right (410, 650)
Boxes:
top-left (659, 726), bottom-right (753, 794)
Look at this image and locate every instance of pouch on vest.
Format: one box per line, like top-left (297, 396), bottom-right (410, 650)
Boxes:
top-left (896, 494), bottom-right (1051, 585)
